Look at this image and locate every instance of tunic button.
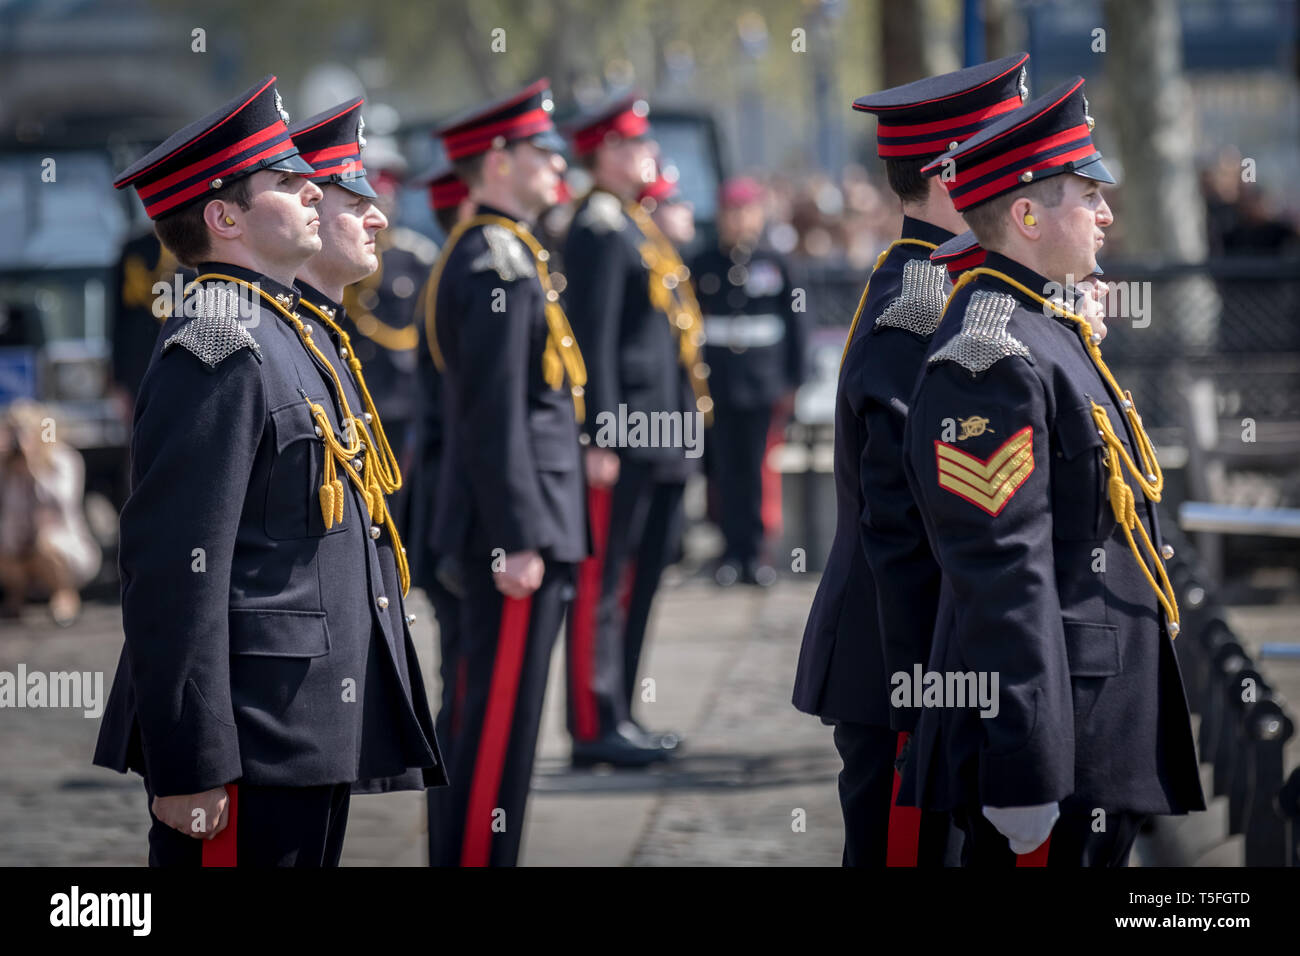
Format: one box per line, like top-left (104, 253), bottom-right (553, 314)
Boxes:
top-left (352, 458), bottom-right (363, 470)
top-left (369, 525), bottom-right (381, 539)
top-left (405, 613), bottom-right (417, 626)
top-left (302, 324), bottom-right (313, 336)
top-left (315, 426), bottom-right (324, 438)
top-left (1146, 473), bottom-right (1157, 483)
top-left (1167, 621), bottom-right (1180, 637)
top-left (1089, 333), bottom-right (1102, 345)
top-left (1161, 544), bottom-right (1175, 560)
top-left (1121, 399), bottom-right (1133, 410)
top-left (364, 412), bottom-right (373, 424)
top-left (376, 596), bottom-right (389, 609)
top-left (340, 348), bottom-right (349, 359)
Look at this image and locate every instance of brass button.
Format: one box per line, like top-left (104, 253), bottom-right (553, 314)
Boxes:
top-left (404, 613), bottom-right (417, 626)
top-left (1161, 544), bottom-right (1175, 560)
top-left (376, 596), bottom-right (389, 609)
top-left (369, 525), bottom-right (381, 539)
top-left (1167, 621), bottom-right (1180, 637)
top-left (302, 324), bottom-right (313, 336)
top-left (363, 412), bottom-right (373, 425)
top-left (314, 426), bottom-right (324, 438)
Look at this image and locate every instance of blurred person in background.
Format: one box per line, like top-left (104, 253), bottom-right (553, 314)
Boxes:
top-left (563, 95), bottom-right (708, 766)
top-left (0, 400), bottom-right (101, 626)
top-left (692, 176), bottom-right (805, 587)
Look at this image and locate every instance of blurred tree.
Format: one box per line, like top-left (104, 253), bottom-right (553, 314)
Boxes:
top-left (1103, 0), bottom-right (1218, 347)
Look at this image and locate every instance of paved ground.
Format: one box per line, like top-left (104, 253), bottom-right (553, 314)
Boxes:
top-left (0, 576), bottom-right (843, 867)
top-left (1, 573), bottom-right (1294, 866)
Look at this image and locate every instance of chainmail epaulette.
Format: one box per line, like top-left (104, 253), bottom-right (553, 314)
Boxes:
top-left (469, 224), bottom-right (536, 281)
top-left (874, 257), bottom-right (948, 338)
top-left (927, 290), bottom-right (1029, 373)
top-left (575, 191), bottom-right (626, 234)
top-left (163, 285), bottom-right (262, 369)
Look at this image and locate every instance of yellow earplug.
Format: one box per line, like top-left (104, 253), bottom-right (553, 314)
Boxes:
top-left (1023, 213), bottom-right (1036, 226)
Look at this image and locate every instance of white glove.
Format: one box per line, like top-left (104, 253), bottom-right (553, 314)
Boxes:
top-left (982, 802), bottom-right (1060, 854)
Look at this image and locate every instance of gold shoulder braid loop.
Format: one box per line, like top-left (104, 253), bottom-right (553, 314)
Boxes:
top-left (188, 273), bottom-right (411, 596)
top-left (423, 214), bottom-right (587, 423)
top-left (839, 238), bottom-right (939, 371)
top-left (298, 298), bottom-right (403, 496)
top-left (623, 200), bottom-right (713, 425)
top-left (953, 266), bottom-right (1179, 635)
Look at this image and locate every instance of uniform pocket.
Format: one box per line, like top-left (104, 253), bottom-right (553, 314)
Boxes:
top-left (228, 608), bottom-right (331, 658)
top-left (266, 401), bottom-right (348, 539)
top-left (1062, 620), bottom-right (1121, 677)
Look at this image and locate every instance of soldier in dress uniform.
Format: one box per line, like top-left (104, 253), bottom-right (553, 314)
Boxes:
top-left (901, 77), bottom-right (1205, 865)
top-left (691, 176), bottom-right (806, 588)
top-left (561, 95), bottom-right (711, 766)
top-left (422, 79), bottom-right (587, 866)
top-left (92, 76), bottom-right (446, 867)
top-left (792, 54), bottom-right (1031, 866)
top-left (287, 97), bottom-right (444, 802)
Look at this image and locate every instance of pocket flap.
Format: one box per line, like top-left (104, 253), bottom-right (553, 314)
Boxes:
top-left (1055, 405), bottom-right (1104, 461)
top-left (271, 401), bottom-right (320, 452)
top-left (229, 608), bottom-right (331, 658)
top-left (1062, 621), bottom-right (1121, 677)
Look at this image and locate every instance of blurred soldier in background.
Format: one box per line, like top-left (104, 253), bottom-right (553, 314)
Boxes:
top-left (109, 230), bottom-right (192, 409)
top-left (562, 96), bottom-right (711, 766)
top-left (692, 175), bottom-right (805, 588)
top-left (793, 54), bottom-right (1032, 866)
top-left (423, 79), bottom-right (587, 866)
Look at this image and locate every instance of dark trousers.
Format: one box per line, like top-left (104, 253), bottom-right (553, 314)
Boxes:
top-left (832, 722), bottom-right (953, 867)
top-left (566, 459), bottom-right (684, 740)
top-left (954, 806), bottom-right (1148, 867)
top-left (144, 778), bottom-right (351, 867)
top-left (429, 561), bottom-right (573, 867)
top-left (711, 402), bottom-right (772, 565)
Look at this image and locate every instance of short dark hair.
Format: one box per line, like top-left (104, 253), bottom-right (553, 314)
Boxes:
top-left (451, 154), bottom-right (488, 189)
top-left (884, 156), bottom-right (930, 205)
top-left (962, 175), bottom-right (1067, 248)
top-left (434, 205), bottom-right (460, 235)
top-left (153, 175), bottom-right (254, 268)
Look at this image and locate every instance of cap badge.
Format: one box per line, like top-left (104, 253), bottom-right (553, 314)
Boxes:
top-left (1083, 95), bottom-right (1095, 131)
top-left (357, 114), bottom-right (367, 150)
top-left (1018, 67), bottom-right (1029, 103)
top-left (542, 96), bottom-right (554, 113)
top-left (274, 90), bottom-right (290, 125)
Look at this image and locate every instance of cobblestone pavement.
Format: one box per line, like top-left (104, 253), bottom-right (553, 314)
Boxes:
top-left (1, 578), bottom-right (1293, 866)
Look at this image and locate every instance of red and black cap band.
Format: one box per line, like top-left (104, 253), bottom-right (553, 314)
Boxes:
top-left (289, 97), bottom-right (377, 199)
top-left (923, 77), bottom-right (1115, 212)
top-left (438, 78), bottom-right (561, 160)
top-left (115, 75), bottom-right (313, 220)
top-left (430, 173), bottom-right (469, 211)
top-left (565, 94), bottom-right (651, 156)
top-left (854, 53), bottom-right (1030, 160)
top-left (930, 229), bottom-right (985, 279)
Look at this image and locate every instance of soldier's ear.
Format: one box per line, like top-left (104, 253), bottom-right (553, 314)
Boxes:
top-left (1011, 197), bottom-right (1039, 238)
top-left (204, 200), bottom-right (241, 242)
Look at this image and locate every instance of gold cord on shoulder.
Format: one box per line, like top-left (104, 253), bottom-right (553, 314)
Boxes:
top-left (956, 266), bottom-right (1179, 633)
top-left (423, 214), bottom-right (587, 423)
top-left (839, 238), bottom-right (939, 371)
top-left (623, 201), bottom-right (714, 424)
